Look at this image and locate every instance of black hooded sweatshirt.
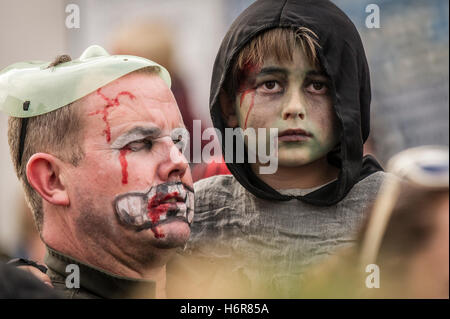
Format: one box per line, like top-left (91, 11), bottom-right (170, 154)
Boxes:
top-left (170, 0), bottom-right (386, 298)
top-left (209, 0), bottom-right (382, 205)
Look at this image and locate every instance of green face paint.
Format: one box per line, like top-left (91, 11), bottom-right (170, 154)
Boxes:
top-left (0, 45), bottom-right (171, 118)
top-left (234, 49), bottom-right (339, 168)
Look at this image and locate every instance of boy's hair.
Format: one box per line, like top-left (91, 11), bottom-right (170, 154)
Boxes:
top-left (7, 55), bottom-right (160, 233)
top-left (226, 27), bottom-right (321, 97)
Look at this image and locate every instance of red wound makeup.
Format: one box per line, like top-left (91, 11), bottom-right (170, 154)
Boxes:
top-left (88, 88), bottom-right (136, 142)
top-left (119, 148), bottom-right (131, 184)
top-left (242, 90), bottom-right (256, 130)
top-left (237, 62), bottom-right (261, 92)
top-left (114, 182), bottom-right (195, 239)
top-left (236, 63), bottom-right (260, 130)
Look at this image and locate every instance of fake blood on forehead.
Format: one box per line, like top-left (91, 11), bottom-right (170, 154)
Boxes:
top-left (88, 89), bottom-right (136, 185)
top-left (147, 191), bottom-right (181, 239)
top-left (88, 89), bottom-right (136, 142)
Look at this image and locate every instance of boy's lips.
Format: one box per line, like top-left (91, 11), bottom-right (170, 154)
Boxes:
top-left (278, 128), bottom-right (313, 142)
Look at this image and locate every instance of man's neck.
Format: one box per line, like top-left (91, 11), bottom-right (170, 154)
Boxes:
top-left (252, 156), bottom-right (339, 190)
top-left (43, 216), bottom-right (169, 298)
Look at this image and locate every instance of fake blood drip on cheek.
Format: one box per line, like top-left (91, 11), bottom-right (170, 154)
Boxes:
top-left (119, 148), bottom-right (131, 184)
top-left (237, 62), bottom-right (259, 130)
top-left (147, 192), bottom-right (180, 239)
top-left (88, 89), bottom-right (136, 185)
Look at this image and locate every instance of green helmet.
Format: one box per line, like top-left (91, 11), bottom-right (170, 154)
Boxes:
top-left (0, 44), bottom-right (171, 118)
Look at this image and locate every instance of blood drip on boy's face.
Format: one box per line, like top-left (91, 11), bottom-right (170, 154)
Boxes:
top-left (237, 62), bottom-right (259, 130)
top-left (147, 191), bottom-right (181, 238)
top-left (241, 90), bottom-right (256, 130)
top-left (237, 62), bottom-right (260, 91)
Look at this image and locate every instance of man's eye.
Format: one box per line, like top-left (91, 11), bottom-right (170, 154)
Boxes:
top-left (126, 139), bottom-right (153, 152)
top-left (305, 81), bottom-right (328, 94)
top-left (256, 80), bottom-right (283, 94)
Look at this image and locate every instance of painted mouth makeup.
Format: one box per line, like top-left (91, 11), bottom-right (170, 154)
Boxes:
top-left (114, 182), bottom-right (194, 235)
top-left (278, 128), bottom-right (313, 142)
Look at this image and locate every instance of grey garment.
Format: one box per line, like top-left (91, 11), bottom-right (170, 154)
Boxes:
top-left (182, 171), bottom-right (386, 297)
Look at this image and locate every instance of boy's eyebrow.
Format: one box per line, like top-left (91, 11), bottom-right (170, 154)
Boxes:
top-left (257, 66), bottom-right (289, 76)
top-left (256, 67), bottom-right (328, 78)
top-left (111, 126), bottom-right (161, 148)
top-left (305, 70), bottom-right (328, 77)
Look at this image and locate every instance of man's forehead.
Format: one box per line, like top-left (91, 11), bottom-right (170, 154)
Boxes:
top-left (84, 75), bottom-right (175, 112)
top-left (95, 73), bottom-right (172, 100)
top-left (80, 73), bottom-right (183, 138)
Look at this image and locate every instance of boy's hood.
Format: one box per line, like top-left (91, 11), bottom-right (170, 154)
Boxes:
top-left (209, 0), bottom-right (382, 205)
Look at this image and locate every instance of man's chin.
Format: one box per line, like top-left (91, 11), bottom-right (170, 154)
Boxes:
top-left (145, 219), bottom-right (191, 249)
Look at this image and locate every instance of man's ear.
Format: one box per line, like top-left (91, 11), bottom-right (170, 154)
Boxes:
top-left (219, 89), bottom-right (239, 128)
top-left (26, 153), bottom-right (70, 206)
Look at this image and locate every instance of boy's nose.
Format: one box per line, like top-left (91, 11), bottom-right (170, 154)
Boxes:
top-left (281, 89), bottom-right (306, 120)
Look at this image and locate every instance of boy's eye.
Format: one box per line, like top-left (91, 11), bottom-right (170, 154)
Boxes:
top-left (256, 80), bottom-right (283, 94)
top-left (305, 81), bottom-right (328, 94)
top-left (126, 139), bottom-right (153, 152)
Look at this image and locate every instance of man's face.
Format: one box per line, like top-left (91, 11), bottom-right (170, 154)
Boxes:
top-left (64, 72), bottom-right (193, 257)
top-left (235, 48), bottom-right (339, 167)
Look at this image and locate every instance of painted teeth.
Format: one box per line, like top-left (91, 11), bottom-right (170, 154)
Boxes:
top-left (187, 210), bottom-right (194, 224)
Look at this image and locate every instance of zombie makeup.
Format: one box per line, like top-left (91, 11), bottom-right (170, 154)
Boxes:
top-left (111, 125), bottom-right (186, 185)
top-left (235, 50), bottom-right (339, 168)
top-left (114, 182), bottom-right (195, 238)
top-left (89, 88), bottom-right (136, 143)
top-left (111, 126), bottom-right (162, 150)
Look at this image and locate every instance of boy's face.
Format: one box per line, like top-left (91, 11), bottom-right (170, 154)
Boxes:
top-left (235, 48), bottom-right (339, 167)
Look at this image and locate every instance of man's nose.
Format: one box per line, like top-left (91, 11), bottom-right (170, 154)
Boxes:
top-left (157, 140), bottom-right (189, 182)
top-left (281, 89), bottom-right (306, 120)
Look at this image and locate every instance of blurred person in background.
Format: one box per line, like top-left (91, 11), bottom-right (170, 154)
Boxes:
top-left (299, 146), bottom-right (449, 298)
top-left (14, 197), bottom-right (46, 264)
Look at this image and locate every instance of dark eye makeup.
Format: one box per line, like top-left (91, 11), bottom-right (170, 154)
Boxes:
top-left (125, 138), bottom-right (153, 152)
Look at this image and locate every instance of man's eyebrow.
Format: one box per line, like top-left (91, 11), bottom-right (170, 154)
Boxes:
top-left (111, 126), bottom-right (161, 148)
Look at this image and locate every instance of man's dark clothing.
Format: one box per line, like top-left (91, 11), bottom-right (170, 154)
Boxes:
top-left (45, 246), bottom-right (156, 299)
